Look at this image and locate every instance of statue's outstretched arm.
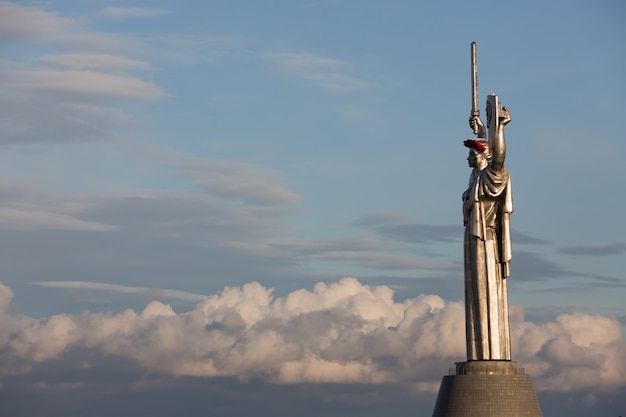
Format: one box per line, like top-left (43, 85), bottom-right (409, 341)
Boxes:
top-left (490, 107), bottom-right (510, 171)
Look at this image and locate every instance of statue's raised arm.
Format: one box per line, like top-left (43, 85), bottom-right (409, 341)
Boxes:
top-left (486, 95), bottom-right (511, 171)
top-left (489, 107), bottom-right (510, 171)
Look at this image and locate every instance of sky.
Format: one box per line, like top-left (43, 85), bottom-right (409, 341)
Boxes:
top-left (0, 1), bottom-right (625, 416)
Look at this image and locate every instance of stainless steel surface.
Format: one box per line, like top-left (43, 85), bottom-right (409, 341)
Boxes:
top-left (463, 43), bottom-right (513, 360)
top-left (430, 44), bottom-right (542, 417)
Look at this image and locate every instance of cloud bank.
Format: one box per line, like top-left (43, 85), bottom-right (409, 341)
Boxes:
top-left (1, 278), bottom-right (624, 394)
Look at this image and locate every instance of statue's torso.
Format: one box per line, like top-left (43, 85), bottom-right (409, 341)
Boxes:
top-left (463, 166), bottom-right (509, 233)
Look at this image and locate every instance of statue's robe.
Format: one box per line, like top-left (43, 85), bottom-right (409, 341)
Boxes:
top-left (462, 164), bottom-right (513, 360)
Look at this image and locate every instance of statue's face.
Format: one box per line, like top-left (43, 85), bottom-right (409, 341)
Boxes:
top-left (467, 150), bottom-right (484, 168)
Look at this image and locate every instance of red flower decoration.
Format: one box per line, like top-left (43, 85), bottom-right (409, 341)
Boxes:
top-left (464, 139), bottom-right (486, 153)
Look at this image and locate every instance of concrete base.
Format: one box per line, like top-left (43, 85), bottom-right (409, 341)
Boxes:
top-left (431, 361), bottom-right (542, 417)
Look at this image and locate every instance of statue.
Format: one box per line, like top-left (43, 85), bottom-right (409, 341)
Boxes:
top-left (431, 43), bottom-right (543, 417)
top-left (462, 42), bottom-right (513, 361)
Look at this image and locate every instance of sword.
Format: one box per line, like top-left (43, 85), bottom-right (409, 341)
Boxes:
top-left (470, 41), bottom-right (479, 134)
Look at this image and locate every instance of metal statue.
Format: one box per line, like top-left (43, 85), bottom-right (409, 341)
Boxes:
top-left (462, 42), bottom-right (513, 361)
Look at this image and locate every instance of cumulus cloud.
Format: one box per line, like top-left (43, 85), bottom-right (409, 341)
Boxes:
top-left (1, 279), bottom-right (624, 394)
top-left (513, 311), bottom-right (626, 392)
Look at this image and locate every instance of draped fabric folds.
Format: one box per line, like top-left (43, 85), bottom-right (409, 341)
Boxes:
top-left (462, 165), bottom-right (513, 360)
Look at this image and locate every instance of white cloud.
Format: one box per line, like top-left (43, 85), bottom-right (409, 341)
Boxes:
top-left (514, 312), bottom-right (626, 392)
top-left (1, 278), bottom-right (624, 393)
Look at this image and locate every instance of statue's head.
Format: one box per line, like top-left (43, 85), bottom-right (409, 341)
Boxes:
top-left (464, 138), bottom-right (490, 168)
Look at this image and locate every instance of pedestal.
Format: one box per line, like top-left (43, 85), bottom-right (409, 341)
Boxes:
top-left (431, 361), bottom-right (543, 417)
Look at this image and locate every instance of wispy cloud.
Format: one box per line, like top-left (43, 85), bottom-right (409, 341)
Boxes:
top-left (222, 236), bottom-right (386, 258)
top-left (308, 252), bottom-right (459, 271)
top-left (188, 161), bottom-right (300, 206)
top-left (112, 140), bottom-right (301, 207)
top-left (560, 242), bottom-right (626, 256)
top-left (8, 68), bottom-right (167, 100)
top-left (0, 1), bottom-right (80, 42)
top-left (38, 54), bottom-right (151, 70)
top-left (222, 235), bottom-right (457, 271)
top-left (0, 172), bottom-right (297, 239)
top-left (98, 7), bottom-right (169, 20)
top-left (0, 2), bottom-right (140, 51)
top-left (512, 230), bottom-right (551, 245)
top-left (34, 281), bottom-right (205, 302)
top-left (374, 224), bottom-right (461, 244)
top-left (352, 212), bottom-right (414, 227)
top-left (0, 3), bottom-right (166, 144)
top-left (511, 250), bottom-right (573, 281)
top-left (0, 180), bottom-right (117, 232)
top-left (267, 52), bottom-right (370, 92)
top-left (0, 207), bottom-right (116, 232)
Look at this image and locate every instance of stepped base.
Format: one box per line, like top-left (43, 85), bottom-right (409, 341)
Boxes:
top-left (431, 361), bottom-right (542, 417)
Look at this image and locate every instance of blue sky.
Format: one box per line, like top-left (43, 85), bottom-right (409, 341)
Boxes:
top-left (0, 1), bottom-right (625, 416)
